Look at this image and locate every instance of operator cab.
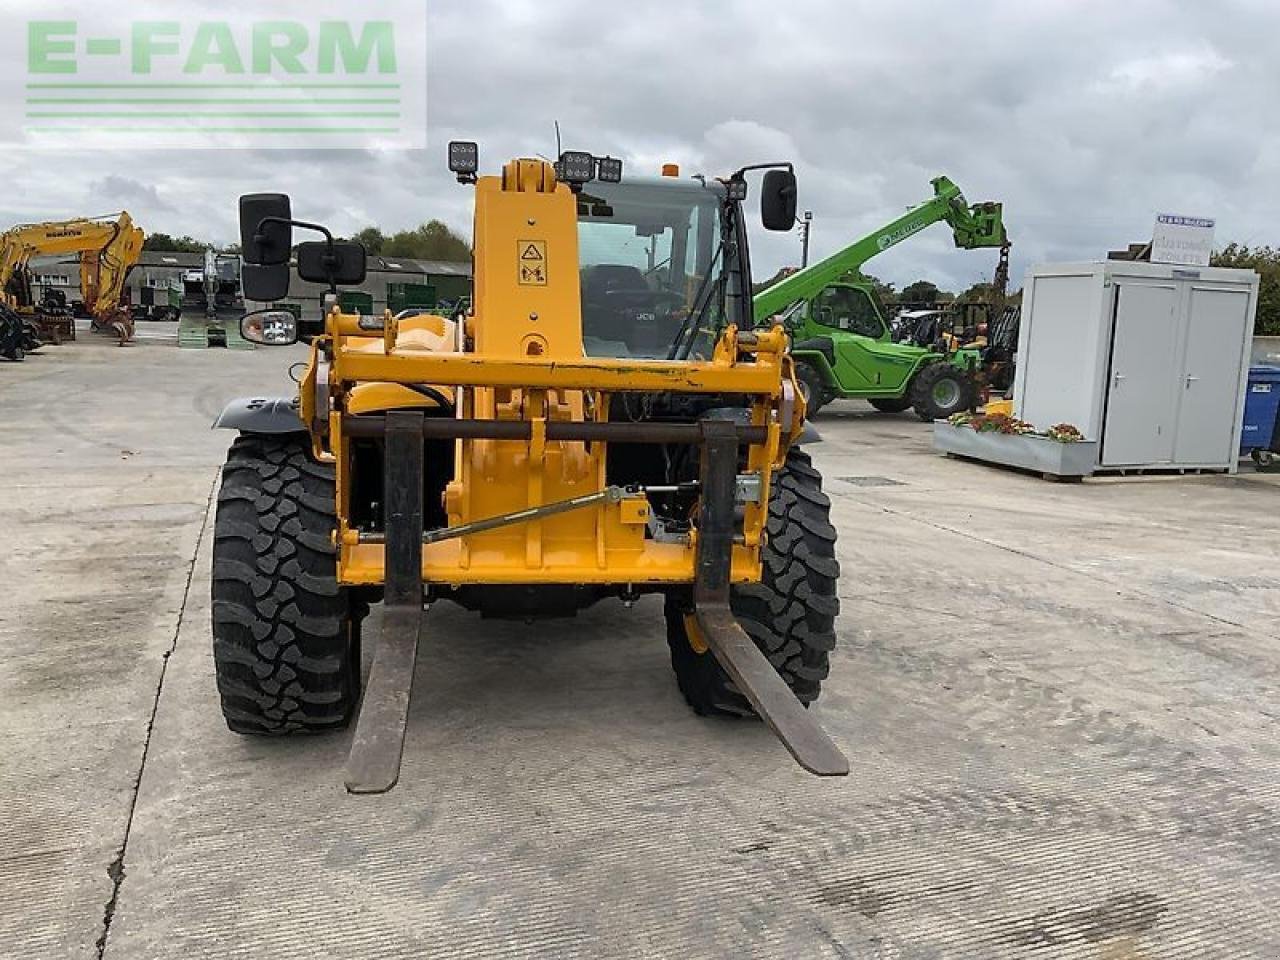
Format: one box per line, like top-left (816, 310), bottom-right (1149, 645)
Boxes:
top-left (448, 142), bottom-right (796, 362)
top-left (535, 146), bottom-right (797, 362)
top-left (784, 283), bottom-right (889, 342)
top-left (576, 176), bottom-right (725, 360)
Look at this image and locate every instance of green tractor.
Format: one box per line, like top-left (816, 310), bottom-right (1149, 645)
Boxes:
top-left (754, 176), bottom-right (1008, 419)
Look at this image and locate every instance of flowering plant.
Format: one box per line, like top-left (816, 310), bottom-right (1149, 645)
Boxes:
top-left (1045, 423), bottom-right (1085, 443)
top-left (971, 413), bottom-right (1037, 435)
top-left (945, 413), bottom-right (1085, 442)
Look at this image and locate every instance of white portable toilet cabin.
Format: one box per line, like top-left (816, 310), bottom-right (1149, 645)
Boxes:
top-left (1013, 261), bottom-right (1259, 473)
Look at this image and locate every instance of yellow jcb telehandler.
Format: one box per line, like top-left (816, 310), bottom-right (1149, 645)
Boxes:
top-left (212, 143), bottom-right (846, 792)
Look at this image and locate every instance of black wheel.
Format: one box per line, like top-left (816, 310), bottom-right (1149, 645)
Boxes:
top-left (211, 433), bottom-right (362, 734)
top-left (3, 347), bottom-right (24, 361)
top-left (795, 361), bottom-right (830, 417)
top-left (868, 397), bottom-right (912, 413)
top-left (666, 447), bottom-right (839, 715)
top-left (910, 362), bottom-right (975, 421)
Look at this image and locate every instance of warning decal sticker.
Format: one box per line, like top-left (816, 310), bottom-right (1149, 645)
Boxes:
top-left (518, 240), bottom-right (547, 285)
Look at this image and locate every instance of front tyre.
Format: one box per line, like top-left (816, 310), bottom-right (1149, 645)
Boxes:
top-left (868, 397), bottom-right (912, 413)
top-left (666, 448), bottom-right (840, 715)
top-left (910, 362), bottom-right (975, 422)
top-left (211, 433), bottom-right (362, 734)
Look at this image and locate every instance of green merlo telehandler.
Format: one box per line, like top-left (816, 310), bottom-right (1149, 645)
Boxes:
top-left (754, 176), bottom-right (1008, 418)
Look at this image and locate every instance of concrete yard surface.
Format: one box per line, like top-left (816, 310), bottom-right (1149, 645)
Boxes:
top-left (2, 339), bottom-right (1279, 959)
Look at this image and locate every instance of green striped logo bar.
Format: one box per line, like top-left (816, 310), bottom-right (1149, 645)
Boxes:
top-left (22, 4), bottom-right (426, 149)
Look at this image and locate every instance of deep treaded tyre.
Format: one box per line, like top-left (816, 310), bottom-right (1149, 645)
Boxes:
top-left (211, 433), bottom-right (360, 734)
top-left (667, 447), bottom-right (840, 715)
top-left (910, 362), bottom-right (975, 422)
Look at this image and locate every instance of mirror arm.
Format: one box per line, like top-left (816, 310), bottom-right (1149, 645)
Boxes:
top-left (256, 216), bottom-right (343, 293)
top-left (730, 161), bottom-right (794, 180)
top-left (255, 215), bottom-right (333, 247)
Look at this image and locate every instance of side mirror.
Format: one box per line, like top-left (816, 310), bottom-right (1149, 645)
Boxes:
top-left (761, 169), bottom-right (797, 232)
top-left (241, 308), bottom-right (299, 346)
top-left (239, 193), bottom-right (293, 266)
top-left (241, 263), bottom-right (291, 302)
top-left (297, 240), bottom-right (367, 286)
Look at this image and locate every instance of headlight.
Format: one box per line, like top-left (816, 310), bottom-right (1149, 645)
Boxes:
top-left (447, 140), bottom-right (479, 175)
top-left (596, 156), bottom-right (623, 183)
top-left (557, 150), bottom-right (596, 184)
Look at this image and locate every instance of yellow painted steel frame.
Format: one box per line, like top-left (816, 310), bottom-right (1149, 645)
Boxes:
top-left (303, 158), bottom-right (804, 588)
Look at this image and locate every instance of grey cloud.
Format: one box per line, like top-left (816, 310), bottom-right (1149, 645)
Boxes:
top-left (88, 175), bottom-right (174, 213)
top-left (1, 0), bottom-right (1275, 293)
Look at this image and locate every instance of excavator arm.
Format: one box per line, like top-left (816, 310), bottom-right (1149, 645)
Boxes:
top-left (79, 214), bottom-right (145, 314)
top-left (0, 238), bottom-right (28, 293)
top-left (752, 176), bottom-right (1007, 322)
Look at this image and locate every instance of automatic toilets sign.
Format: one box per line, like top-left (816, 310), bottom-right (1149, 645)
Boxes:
top-left (11, 2), bottom-right (426, 149)
top-left (1151, 213), bottom-right (1216, 267)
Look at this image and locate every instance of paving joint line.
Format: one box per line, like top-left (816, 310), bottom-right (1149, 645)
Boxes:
top-left (95, 472), bottom-right (217, 960)
top-left (842, 493), bottom-right (1262, 635)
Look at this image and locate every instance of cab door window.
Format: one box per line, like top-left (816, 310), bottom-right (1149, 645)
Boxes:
top-left (812, 286), bottom-right (885, 339)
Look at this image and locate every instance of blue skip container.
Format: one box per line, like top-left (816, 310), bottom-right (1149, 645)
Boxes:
top-left (1240, 366), bottom-right (1280, 456)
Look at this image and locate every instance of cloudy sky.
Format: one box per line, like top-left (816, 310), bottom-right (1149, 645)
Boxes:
top-left (0, 0), bottom-right (1274, 293)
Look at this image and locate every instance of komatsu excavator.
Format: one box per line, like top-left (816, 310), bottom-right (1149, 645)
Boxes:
top-left (0, 212), bottom-right (145, 344)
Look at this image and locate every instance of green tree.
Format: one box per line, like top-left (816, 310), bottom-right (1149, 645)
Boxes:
top-left (899, 279), bottom-right (941, 304)
top-left (958, 281), bottom-right (998, 302)
top-left (351, 226), bottom-right (386, 255)
top-left (381, 220), bottom-right (471, 261)
top-left (752, 265), bottom-right (800, 295)
top-left (143, 232), bottom-right (207, 253)
top-left (866, 274), bottom-right (896, 303)
top-left (1211, 243), bottom-right (1280, 335)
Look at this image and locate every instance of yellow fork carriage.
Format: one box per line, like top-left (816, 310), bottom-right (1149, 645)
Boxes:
top-left (214, 143), bottom-right (846, 792)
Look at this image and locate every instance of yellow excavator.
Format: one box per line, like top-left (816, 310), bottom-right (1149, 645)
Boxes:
top-left (0, 212), bottom-right (145, 344)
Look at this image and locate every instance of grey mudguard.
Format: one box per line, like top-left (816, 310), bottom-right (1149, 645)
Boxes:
top-left (212, 396), bottom-right (306, 433)
top-left (797, 421), bottom-right (822, 444)
top-left (702, 406), bottom-right (822, 444)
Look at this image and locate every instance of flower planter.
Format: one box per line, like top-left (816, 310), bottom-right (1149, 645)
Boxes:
top-left (932, 421), bottom-right (1099, 479)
